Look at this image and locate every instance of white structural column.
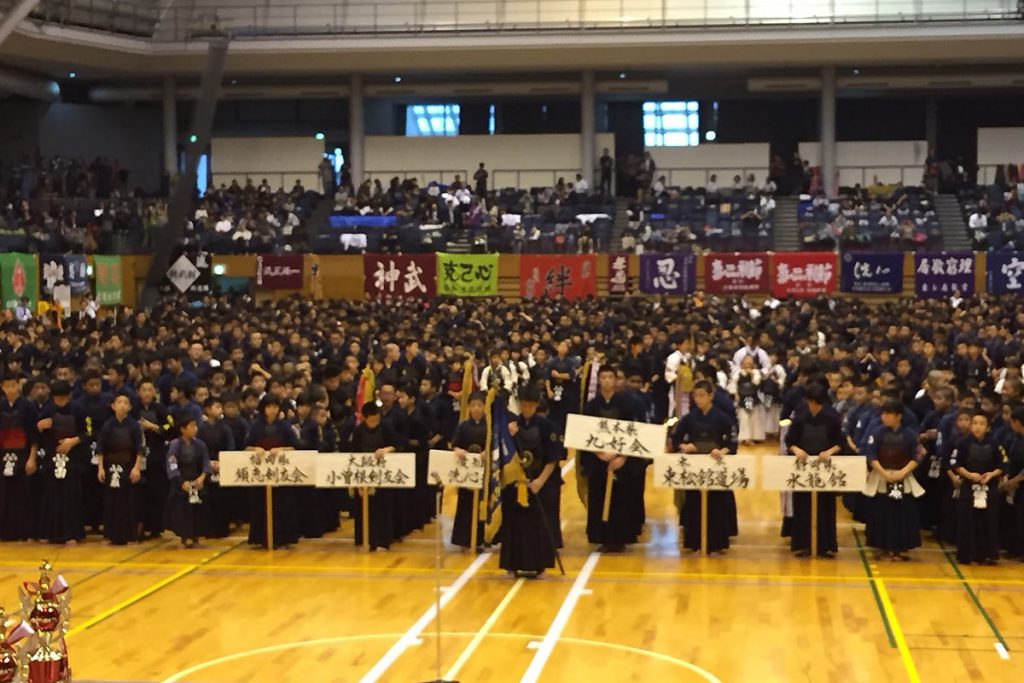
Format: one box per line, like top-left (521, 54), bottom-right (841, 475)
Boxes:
top-left (580, 70), bottom-right (596, 187)
top-left (349, 74), bottom-right (365, 188)
top-left (820, 65), bottom-right (837, 197)
top-left (162, 76), bottom-right (177, 176)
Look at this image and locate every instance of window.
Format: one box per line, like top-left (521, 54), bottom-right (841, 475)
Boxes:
top-left (405, 104), bottom-right (460, 137)
top-left (643, 101), bottom-right (700, 147)
top-left (488, 104), bottom-right (496, 135)
top-left (196, 154), bottom-right (208, 196)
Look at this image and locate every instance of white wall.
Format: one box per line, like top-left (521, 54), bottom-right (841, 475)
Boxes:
top-left (977, 128), bottom-right (1024, 184)
top-left (365, 133), bottom-right (614, 189)
top-left (799, 140), bottom-right (927, 187)
top-left (645, 143), bottom-right (769, 188)
top-left (211, 136), bottom-right (325, 191)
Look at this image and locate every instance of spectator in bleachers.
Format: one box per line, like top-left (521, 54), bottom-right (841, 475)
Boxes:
top-left (474, 163), bottom-right (488, 198)
top-left (599, 148), bottom-right (614, 198)
top-left (573, 173), bottom-right (590, 196)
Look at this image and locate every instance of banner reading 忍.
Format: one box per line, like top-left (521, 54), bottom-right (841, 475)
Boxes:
top-left (761, 455), bottom-right (867, 492)
top-left (771, 252), bottom-right (836, 298)
top-left (652, 454), bottom-right (757, 491)
top-left (218, 450), bottom-right (318, 487)
top-left (608, 254), bottom-right (629, 294)
top-left (0, 252), bottom-right (38, 310)
top-left (257, 254), bottom-right (305, 289)
top-left (363, 254), bottom-right (437, 299)
top-left (428, 449), bottom-right (485, 489)
top-left (563, 414), bottom-right (665, 459)
top-left (986, 251), bottom-right (1024, 295)
top-left (520, 254), bottom-right (597, 300)
top-left (93, 255), bottom-right (123, 305)
top-left (436, 253), bottom-right (498, 296)
top-left (639, 253), bottom-right (696, 295)
top-left (315, 452), bottom-right (417, 488)
top-left (704, 252), bottom-right (770, 294)
top-left (914, 252), bottom-right (975, 298)
top-left (840, 252), bottom-right (903, 294)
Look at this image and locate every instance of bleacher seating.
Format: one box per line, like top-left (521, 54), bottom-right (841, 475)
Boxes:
top-left (958, 184), bottom-right (1024, 251)
top-left (797, 184), bottom-right (941, 251)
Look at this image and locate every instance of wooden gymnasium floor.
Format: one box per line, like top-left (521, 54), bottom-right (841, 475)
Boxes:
top-left (3, 442), bottom-right (1023, 683)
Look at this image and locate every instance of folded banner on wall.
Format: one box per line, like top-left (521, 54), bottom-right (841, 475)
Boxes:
top-left (986, 251), bottom-right (1024, 295)
top-left (363, 254), bottom-right (437, 299)
top-left (436, 253), bottom-right (498, 297)
top-left (704, 252), bottom-right (769, 294)
top-left (257, 254), bottom-right (305, 289)
top-left (639, 253), bottom-right (696, 295)
top-left (520, 255), bottom-right (597, 300)
top-left (0, 252), bottom-right (38, 310)
top-left (608, 254), bottom-right (629, 294)
top-left (770, 252), bottom-right (837, 298)
top-left (914, 252), bottom-right (975, 298)
top-left (93, 255), bottom-right (122, 305)
top-left (839, 252), bottom-right (904, 294)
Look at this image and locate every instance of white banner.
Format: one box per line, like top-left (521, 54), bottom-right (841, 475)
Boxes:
top-left (564, 414), bottom-right (665, 459)
top-left (315, 452), bottom-right (417, 489)
top-left (761, 455), bottom-right (867, 492)
top-left (652, 454), bottom-right (757, 491)
top-left (218, 450), bottom-right (318, 487)
top-left (428, 449), bottom-right (485, 490)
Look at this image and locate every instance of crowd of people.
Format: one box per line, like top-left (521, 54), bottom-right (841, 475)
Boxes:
top-left (962, 180), bottom-right (1024, 251)
top-left (1, 291), bottom-right (1024, 576)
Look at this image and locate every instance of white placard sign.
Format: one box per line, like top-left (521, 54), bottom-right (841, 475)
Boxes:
top-left (761, 455), bottom-right (867, 492)
top-left (218, 450), bottom-right (318, 487)
top-left (652, 454), bottom-right (757, 491)
top-left (428, 449), bottom-right (485, 490)
top-left (315, 452), bottom-right (417, 489)
top-left (564, 414), bottom-right (665, 459)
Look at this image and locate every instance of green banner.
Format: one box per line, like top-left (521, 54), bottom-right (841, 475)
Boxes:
top-left (436, 253), bottom-right (498, 297)
top-left (93, 255), bottom-right (123, 305)
top-left (0, 252), bottom-right (38, 310)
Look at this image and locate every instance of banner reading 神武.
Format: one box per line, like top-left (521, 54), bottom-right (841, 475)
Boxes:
top-left (520, 254), bottom-right (597, 300)
top-left (363, 253), bottom-right (437, 299)
top-left (436, 253), bottom-right (498, 297)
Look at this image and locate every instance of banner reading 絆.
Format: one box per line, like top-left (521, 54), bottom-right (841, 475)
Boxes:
top-left (770, 252), bottom-right (837, 298)
top-left (520, 255), bottom-right (597, 300)
top-left (704, 252), bottom-right (769, 294)
top-left (362, 254), bottom-right (437, 299)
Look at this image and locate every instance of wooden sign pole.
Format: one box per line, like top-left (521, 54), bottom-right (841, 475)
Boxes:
top-left (700, 489), bottom-right (709, 557)
top-left (810, 491), bottom-right (819, 559)
top-left (601, 467), bottom-right (614, 522)
top-left (264, 485), bottom-right (274, 551)
top-left (362, 488), bottom-right (370, 551)
top-left (470, 488), bottom-right (480, 553)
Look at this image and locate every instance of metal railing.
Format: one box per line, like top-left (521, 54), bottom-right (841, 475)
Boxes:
top-left (14, 0), bottom-right (1021, 41)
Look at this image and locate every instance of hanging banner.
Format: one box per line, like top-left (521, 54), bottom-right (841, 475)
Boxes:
top-left (914, 252), bottom-right (975, 298)
top-left (93, 255), bottom-right (123, 305)
top-left (761, 455), bottom-right (868, 492)
top-left (256, 254), bottom-right (305, 289)
top-left (986, 251), bottom-right (1024, 295)
top-left (840, 252), bottom-right (904, 294)
top-left (563, 414), bottom-right (666, 460)
top-left (704, 252), bottom-right (769, 294)
top-left (218, 450), bottom-right (318, 487)
top-left (520, 254), bottom-right (597, 300)
top-left (0, 252), bottom-right (38, 310)
top-left (639, 253), bottom-right (696, 295)
top-left (427, 449), bottom-right (485, 489)
top-left (770, 252), bottom-right (837, 298)
top-left (315, 452), bottom-right (417, 488)
top-left (159, 250), bottom-right (213, 297)
top-left (64, 254), bottom-right (88, 295)
top-left (608, 254), bottom-right (629, 294)
top-left (39, 254), bottom-right (67, 297)
top-left (652, 454), bottom-right (757, 490)
top-left (363, 254), bottom-right (437, 299)
top-left (436, 253), bottom-right (498, 297)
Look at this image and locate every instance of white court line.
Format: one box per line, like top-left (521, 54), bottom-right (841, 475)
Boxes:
top-left (996, 643), bottom-right (1010, 660)
top-left (357, 551), bottom-right (492, 683)
top-left (519, 551), bottom-right (600, 683)
top-left (561, 458), bottom-right (576, 478)
top-left (443, 578), bottom-right (526, 680)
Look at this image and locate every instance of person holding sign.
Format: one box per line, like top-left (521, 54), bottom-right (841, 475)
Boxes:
top-left (784, 383), bottom-right (844, 558)
top-left (96, 394), bottom-right (144, 545)
top-left (244, 397), bottom-right (300, 549)
top-left (165, 414), bottom-right (212, 548)
top-left (348, 402), bottom-right (400, 551)
top-left (451, 391), bottom-right (488, 550)
top-left (501, 385), bottom-right (560, 577)
top-left (582, 365), bottom-right (644, 552)
top-left (670, 380), bottom-right (738, 554)
top-left (863, 399), bottom-right (923, 561)
top-left (950, 411), bottom-right (1006, 565)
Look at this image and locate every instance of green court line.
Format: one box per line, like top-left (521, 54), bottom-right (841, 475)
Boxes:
top-left (938, 541), bottom-right (1010, 653)
top-left (853, 528), bottom-right (898, 648)
top-left (74, 538), bottom-right (172, 587)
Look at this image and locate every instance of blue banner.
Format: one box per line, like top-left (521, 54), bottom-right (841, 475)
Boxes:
top-left (914, 252), bottom-right (975, 299)
top-left (64, 255), bottom-right (88, 295)
top-left (986, 251), bottom-right (1024, 295)
top-left (839, 252), bottom-right (903, 294)
top-left (638, 253), bottom-right (696, 295)
top-left (329, 215), bottom-right (398, 229)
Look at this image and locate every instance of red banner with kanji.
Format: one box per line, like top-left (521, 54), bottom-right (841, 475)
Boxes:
top-left (520, 255), bottom-right (597, 300)
top-left (771, 252), bottom-right (837, 298)
top-left (704, 252), bottom-right (770, 294)
top-left (362, 254), bottom-right (437, 299)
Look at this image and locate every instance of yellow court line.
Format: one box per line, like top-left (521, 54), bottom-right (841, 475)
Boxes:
top-left (873, 575), bottom-right (922, 683)
top-left (444, 578), bottom-right (525, 680)
top-left (588, 569), bottom-right (1024, 587)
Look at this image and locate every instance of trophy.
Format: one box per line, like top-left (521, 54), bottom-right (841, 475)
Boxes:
top-left (0, 608), bottom-right (34, 683)
top-left (17, 562), bottom-right (71, 683)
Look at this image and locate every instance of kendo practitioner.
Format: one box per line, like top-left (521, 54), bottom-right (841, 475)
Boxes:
top-left (95, 394), bottom-right (144, 545)
top-left (379, 382), bottom-right (413, 538)
top-left (73, 369), bottom-right (113, 531)
top-left (950, 411), bottom-right (1006, 565)
top-left (165, 414), bottom-right (212, 548)
top-left (397, 383), bottom-right (435, 532)
top-left (501, 384), bottom-right (559, 577)
top-left (582, 365), bottom-right (644, 552)
top-left (670, 380), bottom-right (739, 554)
top-left (546, 339), bottom-right (579, 439)
top-left (917, 386), bottom-right (955, 533)
top-left (785, 383), bottom-right (844, 558)
top-left (863, 399), bottom-right (923, 561)
top-left (1000, 406), bottom-right (1024, 558)
top-left (36, 380), bottom-right (85, 544)
top-left (348, 401), bottom-right (399, 551)
top-left (0, 372), bottom-right (38, 541)
top-left (197, 396), bottom-right (235, 538)
top-left (299, 403), bottom-right (343, 534)
top-left (245, 397), bottom-right (301, 549)
top-left (135, 378), bottom-right (172, 539)
top-left (451, 392), bottom-right (488, 550)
